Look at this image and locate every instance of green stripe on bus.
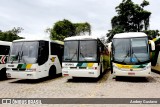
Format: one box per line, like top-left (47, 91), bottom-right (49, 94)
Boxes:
top-left (17, 64), bottom-right (23, 69)
top-left (21, 64), bottom-right (27, 69)
top-left (77, 63), bottom-right (83, 67)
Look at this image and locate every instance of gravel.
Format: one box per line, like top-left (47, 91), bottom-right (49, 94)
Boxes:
top-left (0, 71), bottom-right (160, 107)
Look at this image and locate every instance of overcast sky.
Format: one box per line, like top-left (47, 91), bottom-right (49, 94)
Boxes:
top-left (0, 0), bottom-right (159, 39)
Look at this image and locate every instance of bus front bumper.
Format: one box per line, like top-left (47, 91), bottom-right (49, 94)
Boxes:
top-left (6, 70), bottom-right (39, 79)
top-left (113, 69), bottom-right (151, 77)
top-left (62, 69), bottom-right (100, 78)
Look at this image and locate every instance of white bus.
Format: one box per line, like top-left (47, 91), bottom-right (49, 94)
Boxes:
top-left (110, 32), bottom-right (155, 79)
top-left (0, 41), bottom-right (11, 79)
top-left (6, 39), bottom-right (64, 79)
top-left (62, 36), bottom-right (110, 78)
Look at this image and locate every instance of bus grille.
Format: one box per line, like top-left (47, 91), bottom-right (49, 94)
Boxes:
top-left (12, 68), bottom-right (26, 71)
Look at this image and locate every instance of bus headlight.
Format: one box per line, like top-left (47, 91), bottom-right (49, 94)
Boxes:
top-left (62, 66), bottom-right (69, 69)
top-left (113, 64), bottom-right (120, 70)
top-left (6, 68), bottom-right (11, 71)
top-left (143, 64), bottom-right (151, 70)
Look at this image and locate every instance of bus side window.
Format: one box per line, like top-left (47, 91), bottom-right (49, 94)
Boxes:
top-left (4, 46), bottom-right (10, 55)
top-left (38, 41), bottom-right (49, 65)
top-left (0, 45), bottom-right (10, 55)
top-left (51, 43), bottom-right (64, 64)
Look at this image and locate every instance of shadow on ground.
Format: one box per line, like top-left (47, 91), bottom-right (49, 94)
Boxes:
top-left (67, 69), bottom-right (111, 83)
top-left (0, 78), bottom-right (13, 81)
top-left (113, 76), bottom-right (156, 83)
top-left (9, 73), bottom-right (62, 84)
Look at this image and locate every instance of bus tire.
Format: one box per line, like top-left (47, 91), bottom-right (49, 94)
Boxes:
top-left (100, 65), bottom-right (103, 76)
top-left (0, 68), bottom-right (7, 79)
top-left (49, 66), bottom-right (56, 78)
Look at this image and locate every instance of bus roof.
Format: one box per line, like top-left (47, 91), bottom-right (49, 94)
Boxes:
top-left (0, 41), bottom-right (12, 46)
top-left (113, 32), bottom-right (147, 39)
top-left (13, 39), bottom-right (64, 45)
top-left (64, 35), bottom-right (98, 41)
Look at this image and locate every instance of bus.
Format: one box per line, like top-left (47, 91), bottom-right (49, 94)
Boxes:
top-left (0, 41), bottom-right (11, 79)
top-left (110, 32), bottom-right (155, 79)
top-left (62, 36), bottom-right (110, 78)
top-left (6, 39), bottom-right (64, 79)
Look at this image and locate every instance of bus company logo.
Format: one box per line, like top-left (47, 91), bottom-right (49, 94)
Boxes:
top-left (51, 57), bottom-right (56, 62)
top-left (1, 99), bottom-right (42, 104)
top-left (2, 99), bottom-right (11, 104)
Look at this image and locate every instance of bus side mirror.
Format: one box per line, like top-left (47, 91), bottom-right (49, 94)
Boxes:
top-left (149, 40), bottom-right (155, 51)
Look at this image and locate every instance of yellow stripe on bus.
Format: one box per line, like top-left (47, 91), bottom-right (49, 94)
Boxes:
top-left (116, 64), bottom-right (131, 69)
top-left (26, 64), bottom-right (32, 69)
top-left (87, 63), bottom-right (94, 67)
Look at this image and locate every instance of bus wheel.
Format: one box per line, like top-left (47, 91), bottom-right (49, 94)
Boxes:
top-left (49, 66), bottom-right (56, 78)
top-left (0, 68), bottom-right (7, 79)
top-left (100, 65), bottom-right (102, 75)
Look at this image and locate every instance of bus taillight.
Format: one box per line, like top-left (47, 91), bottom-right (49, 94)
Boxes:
top-left (63, 74), bottom-right (69, 76)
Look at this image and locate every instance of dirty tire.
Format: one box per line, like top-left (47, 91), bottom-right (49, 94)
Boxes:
top-left (49, 66), bottom-right (56, 78)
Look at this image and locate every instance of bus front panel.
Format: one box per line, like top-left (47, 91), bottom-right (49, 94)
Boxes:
top-left (62, 62), bottom-right (100, 78)
top-left (6, 63), bottom-right (41, 79)
top-left (113, 62), bottom-right (151, 77)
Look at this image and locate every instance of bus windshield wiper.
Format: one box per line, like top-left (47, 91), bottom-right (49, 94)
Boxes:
top-left (69, 51), bottom-right (77, 61)
top-left (11, 52), bottom-right (20, 64)
top-left (20, 51), bottom-right (24, 63)
top-left (132, 52), bottom-right (141, 63)
top-left (18, 51), bottom-right (21, 63)
top-left (80, 52), bottom-right (87, 61)
top-left (122, 51), bottom-right (130, 63)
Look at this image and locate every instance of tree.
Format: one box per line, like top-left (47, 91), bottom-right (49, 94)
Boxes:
top-left (54, 19), bottom-right (75, 37)
top-left (106, 0), bottom-right (152, 42)
top-left (46, 19), bottom-right (91, 41)
top-left (107, 25), bottom-right (124, 42)
top-left (74, 22), bottom-right (91, 36)
top-left (144, 30), bottom-right (159, 39)
top-left (0, 27), bottom-right (24, 42)
top-left (100, 36), bottom-right (107, 45)
top-left (141, 0), bottom-right (149, 8)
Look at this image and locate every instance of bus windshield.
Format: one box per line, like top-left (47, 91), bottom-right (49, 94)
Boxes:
top-left (79, 41), bottom-right (97, 61)
top-left (63, 40), bottom-right (97, 62)
top-left (113, 37), bottom-right (149, 64)
top-left (9, 42), bottom-right (39, 63)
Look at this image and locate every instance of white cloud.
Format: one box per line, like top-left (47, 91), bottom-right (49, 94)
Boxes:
top-left (0, 0), bottom-right (159, 39)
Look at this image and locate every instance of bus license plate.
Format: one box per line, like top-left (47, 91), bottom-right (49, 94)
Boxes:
top-left (128, 72), bottom-right (135, 75)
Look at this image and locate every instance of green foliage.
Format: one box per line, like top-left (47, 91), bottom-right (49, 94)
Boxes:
top-left (53, 19), bottom-right (75, 37)
top-left (144, 30), bottom-right (160, 39)
top-left (74, 22), bottom-right (91, 36)
top-left (141, 0), bottom-right (149, 8)
top-left (0, 27), bottom-right (24, 42)
top-left (47, 19), bottom-right (91, 41)
top-left (107, 0), bottom-right (152, 42)
top-left (107, 25), bottom-right (124, 42)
